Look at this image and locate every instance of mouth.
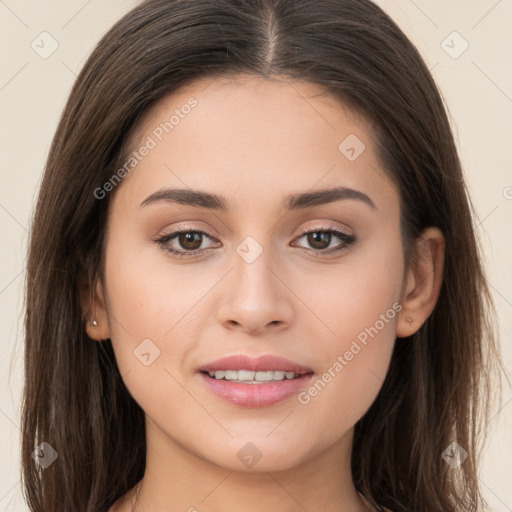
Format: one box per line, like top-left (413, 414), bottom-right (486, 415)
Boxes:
top-left (197, 354), bottom-right (314, 407)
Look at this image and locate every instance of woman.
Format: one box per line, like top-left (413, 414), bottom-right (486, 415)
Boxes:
top-left (21, 0), bottom-right (502, 511)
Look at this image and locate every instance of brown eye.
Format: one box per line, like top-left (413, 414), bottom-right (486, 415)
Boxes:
top-left (306, 231), bottom-right (332, 250)
top-left (293, 227), bottom-right (356, 255)
top-left (177, 231), bottom-right (203, 251)
top-left (155, 229), bottom-right (220, 258)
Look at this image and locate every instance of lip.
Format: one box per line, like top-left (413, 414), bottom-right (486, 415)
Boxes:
top-left (198, 354), bottom-right (314, 408)
top-left (198, 354), bottom-right (313, 374)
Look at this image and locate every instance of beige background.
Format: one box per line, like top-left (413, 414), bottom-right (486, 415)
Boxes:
top-left (1, 0), bottom-right (511, 510)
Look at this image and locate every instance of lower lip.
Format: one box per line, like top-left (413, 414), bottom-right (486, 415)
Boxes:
top-left (199, 372), bottom-right (314, 407)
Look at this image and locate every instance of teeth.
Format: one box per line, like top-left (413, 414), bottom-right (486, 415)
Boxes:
top-left (207, 369), bottom-right (301, 382)
top-left (238, 370), bottom-right (256, 380)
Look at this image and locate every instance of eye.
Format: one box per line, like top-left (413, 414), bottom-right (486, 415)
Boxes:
top-left (154, 224), bottom-right (356, 259)
top-left (155, 228), bottom-right (220, 258)
top-left (292, 224), bottom-right (356, 255)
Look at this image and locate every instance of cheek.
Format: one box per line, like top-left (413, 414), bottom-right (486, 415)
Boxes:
top-left (292, 292), bottom-right (399, 448)
top-left (101, 232), bottom-right (210, 375)
top-left (101, 244), bottom-right (211, 431)
top-left (291, 233), bottom-right (402, 426)
top-left (294, 224), bottom-right (403, 348)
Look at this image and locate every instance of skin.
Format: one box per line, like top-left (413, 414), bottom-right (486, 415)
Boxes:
top-left (84, 73), bottom-right (444, 512)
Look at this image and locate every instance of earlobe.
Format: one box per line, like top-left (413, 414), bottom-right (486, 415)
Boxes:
top-left (82, 278), bottom-right (111, 341)
top-left (396, 227), bottom-right (445, 338)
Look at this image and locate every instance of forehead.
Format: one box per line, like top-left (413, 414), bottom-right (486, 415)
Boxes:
top-left (114, 73), bottom-right (397, 215)
top-left (134, 73), bottom-right (354, 136)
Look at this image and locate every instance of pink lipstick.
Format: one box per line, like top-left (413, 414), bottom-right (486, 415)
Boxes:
top-left (198, 354), bottom-right (314, 408)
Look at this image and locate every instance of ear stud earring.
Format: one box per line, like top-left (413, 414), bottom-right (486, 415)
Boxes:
top-left (405, 317), bottom-right (413, 323)
top-left (90, 320), bottom-right (98, 327)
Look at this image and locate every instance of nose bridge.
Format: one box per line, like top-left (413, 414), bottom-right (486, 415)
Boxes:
top-left (216, 234), bottom-right (294, 333)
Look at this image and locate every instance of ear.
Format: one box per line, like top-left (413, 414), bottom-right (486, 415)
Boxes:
top-left (81, 277), bottom-right (111, 341)
top-left (396, 227), bottom-right (445, 338)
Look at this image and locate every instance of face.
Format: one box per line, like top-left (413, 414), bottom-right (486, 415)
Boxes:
top-left (92, 74), bottom-right (411, 472)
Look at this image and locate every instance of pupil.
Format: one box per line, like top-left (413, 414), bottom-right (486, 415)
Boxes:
top-left (179, 232), bottom-right (202, 250)
top-left (308, 232), bottom-right (331, 250)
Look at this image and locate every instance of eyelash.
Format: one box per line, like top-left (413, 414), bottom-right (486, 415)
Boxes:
top-left (154, 224), bottom-right (356, 258)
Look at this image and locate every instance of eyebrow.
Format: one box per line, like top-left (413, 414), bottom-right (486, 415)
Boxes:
top-left (139, 186), bottom-right (376, 211)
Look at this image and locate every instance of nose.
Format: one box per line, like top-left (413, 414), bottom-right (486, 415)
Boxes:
top-left (216, 243), bottom-right (294, 336)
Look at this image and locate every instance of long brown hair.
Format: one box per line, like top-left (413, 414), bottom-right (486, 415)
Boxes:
top-left (22, 0), bottom-right (502, 510)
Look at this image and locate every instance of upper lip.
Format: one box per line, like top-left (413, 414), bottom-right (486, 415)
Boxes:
top-left (198, 354), bottom-right (314, 374)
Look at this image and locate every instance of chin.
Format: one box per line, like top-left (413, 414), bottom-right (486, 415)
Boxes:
top-left (202, 438), bottom-right (313, 473)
